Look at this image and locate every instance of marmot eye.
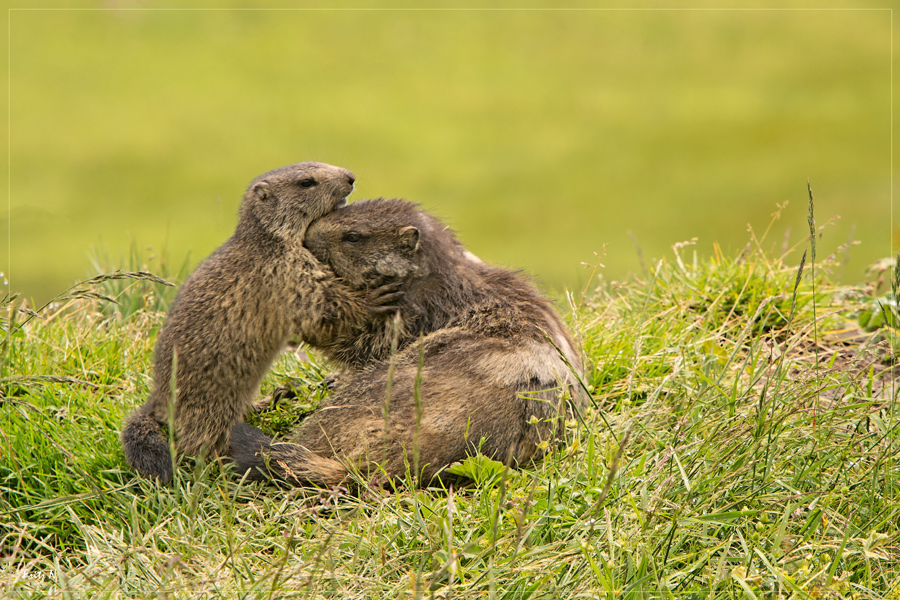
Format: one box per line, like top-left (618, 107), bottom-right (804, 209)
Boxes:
top-left (298, 178), bottom-right (317, 188)
top-left (343, 232), bottom-right (362, 243)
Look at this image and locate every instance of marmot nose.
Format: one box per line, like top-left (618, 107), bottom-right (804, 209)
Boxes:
top-left (346, 175), bottom-right (356, 187)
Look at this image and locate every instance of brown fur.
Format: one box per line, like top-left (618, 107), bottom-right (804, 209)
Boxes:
top-left (231, 198), bottom-right (586, 487)
top-left (120, 163), bottom-right (401, 483)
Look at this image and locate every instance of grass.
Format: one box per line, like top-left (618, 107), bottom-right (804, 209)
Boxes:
top-left (2, 205), bottom-right (898, 598)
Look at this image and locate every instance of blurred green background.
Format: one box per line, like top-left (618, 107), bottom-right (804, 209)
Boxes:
top-left (2, 2), bottom-right (894, 306)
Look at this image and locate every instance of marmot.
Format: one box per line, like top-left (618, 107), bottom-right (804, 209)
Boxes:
top-left (120, 163), bottom-right (402, 483)
top-left (231, 198), bottom-right (586, 487)
top-left (303, 198), bottom-right (578, 371)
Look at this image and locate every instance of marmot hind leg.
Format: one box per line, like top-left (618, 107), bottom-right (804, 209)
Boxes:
top-left (120, 409), bottom-right (174, 483)
top-left (230, 422), bottom-right (348, 487)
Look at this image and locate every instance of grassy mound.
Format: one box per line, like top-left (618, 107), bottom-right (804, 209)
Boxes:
top-left (2, 226), bottom-right (897, 598)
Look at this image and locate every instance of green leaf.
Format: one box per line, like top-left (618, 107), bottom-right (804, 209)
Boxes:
top-left (444, 455), bottom-right (511, 487)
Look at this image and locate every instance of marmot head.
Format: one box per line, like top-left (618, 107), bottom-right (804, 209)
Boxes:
top-left (305, 198), bottom-right (431, 289)
top-left (239, 161), bottom-right (355, 241)
top-left (305, 198), bottom-right (472, 293)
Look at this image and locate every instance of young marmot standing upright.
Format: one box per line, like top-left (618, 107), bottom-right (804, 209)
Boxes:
top-left (231, 198), bottom-right (586, 487)
top-left (120, 163), bottom-right (401, 483)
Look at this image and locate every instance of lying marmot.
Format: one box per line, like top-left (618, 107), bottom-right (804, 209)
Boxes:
top-left (231, 198), bottom-right (585, 487)
top-left (304, 199), bottom-right (579, 371)
top-left (120, 164), bottom-right (401, 483)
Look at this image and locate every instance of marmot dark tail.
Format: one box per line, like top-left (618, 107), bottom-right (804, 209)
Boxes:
top-left (120, 409), bottom-right (174, 483)
top-left (230, 423), bottom-right (348, 487)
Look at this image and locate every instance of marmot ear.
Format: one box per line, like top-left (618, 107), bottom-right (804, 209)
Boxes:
top-left (399, 226), bottom-right (420, 251)
top-left (251, 181), bottom-right (270, 201)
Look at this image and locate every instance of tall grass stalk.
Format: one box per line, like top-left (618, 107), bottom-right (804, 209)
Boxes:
top-left (807, 181), bottom-right (822, 426)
